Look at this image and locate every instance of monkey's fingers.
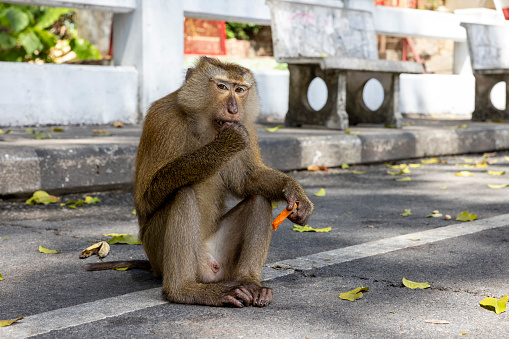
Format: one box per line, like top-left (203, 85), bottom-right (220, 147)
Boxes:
top-left (272, 203), bottom-right (298, 231)
top-left (288, 202), bottom-right (313, 226)
top-left (253, 287), bottom-right (273, 307)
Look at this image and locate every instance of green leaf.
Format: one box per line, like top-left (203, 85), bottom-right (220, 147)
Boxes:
top-left (395, 176), bottom-right (411, 182)
top-left (408, 163), bottom-right (422, 168)
top-left (132, 209), bottom-right (137, 215)
top-left (263, 125), bottom-right (282, 132)
top-left (402, 277), bottom-right (430, 289)
top-left (61, 199), bottom-right (85, 209)
top-left (488, 184), bottom-right (509, 189)
top-left (26, 191), bottom-right (59, 205)
top-left (0, 129), bottom-right (11, 134)
top-left (52, 127), bottom-right (64, 132)
top-left (18, 30), bottom-right (43, 55)
top-left (6, 8), bottom-right (29, 33)
top-left (339, 286), bottom-right (369, 301)
top-left (34, 7), bottom-right (72, 30)
top-left (271, 203), bottom-right (278, 209)
top-left (341, 163), bottom-right (349, 169)
top-left (39, 245), bottom-right (59, 254)
top-left (455, 171), bottom-right (474, 177)
top-left (107, 234), bottom-right (142, 245)
top-left (69, 38), bottom-right (101, 60)
top-left (34, 133), bottom-right (52, 139)
top-left (0, 317), bottom-right (24, 327)
top-left (0, 31), bottom-right (17, 49)
top-left (33, 28), bottom-right (57, 48)
top-left (455, 211), bottom-right (477, 222)
top-left (84, 196), bottom-right (100, 204)
top-left (439, 186), bottom-right (447, 190)
top-left (387, 168), bottom-right (410, 175)
top-left (400, 209), bottom-right (411, 216)
top-left (480, 295), bottom-right (507, 314)
top-left (352, 170), bottom-right (366, 175)
top-left (114, 267), bottom-right (130, 271)
top-left (313, 188), bottom-right (326, 197)
top-left (488, 170), bottom-right (505, 176)
top-left (293, 225), bottom-right (331, 232)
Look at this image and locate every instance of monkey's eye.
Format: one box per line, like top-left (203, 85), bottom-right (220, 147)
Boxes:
top-left (217, 82), bottom-right (229, 91)
top-left (235, 86), bottom-right (247, 93)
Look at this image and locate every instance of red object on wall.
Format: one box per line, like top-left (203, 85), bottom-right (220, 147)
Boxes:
top-left (184, 18), bottom-right (227, 55)
top-left (503, 8), bottom-right (509, 20)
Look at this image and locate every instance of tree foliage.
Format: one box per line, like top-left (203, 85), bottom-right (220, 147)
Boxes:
top-left (0, 3), bottom-right (100, 63)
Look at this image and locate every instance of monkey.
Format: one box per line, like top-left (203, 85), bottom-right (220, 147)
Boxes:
top-left (87, 57), bottom-right (313, 308)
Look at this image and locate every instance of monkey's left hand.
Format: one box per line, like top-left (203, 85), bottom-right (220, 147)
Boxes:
top-left (283, 183), bottom-right (313, 226)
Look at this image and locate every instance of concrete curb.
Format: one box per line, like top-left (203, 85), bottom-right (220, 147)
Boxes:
top-left (1, 120), bottom-right (508, 196)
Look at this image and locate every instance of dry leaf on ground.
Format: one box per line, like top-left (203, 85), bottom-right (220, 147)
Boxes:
top-left (293, 225), bottom-right (331, 233)
top-left (307, 165), bottom-right (329, 172)
top-left (26, 191), bottom-right (59, 205)
top-left (263, 125), bottom-right (282, 132)
top-left (79, 241), bottom-right (110, 259)
top-left (400, 209), bottom-right (411, 216)
top-left (39, 245), bottom-right (59, 254)
top-left (480, 295), bottom-right (507, 314)
top-left (313, 188), bottom-right (326, 197)
top-left (402, 277), bottom-right (430, 289)
top-left (0, 317), bottom-right (23, 327)
top-left (455, 211), bottom-right (478, 222)
top-left (339, 286), bottom-right (369, 301)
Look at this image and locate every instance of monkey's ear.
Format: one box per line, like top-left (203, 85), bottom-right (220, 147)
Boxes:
top-left (185, 68), bottom-right (195, 81)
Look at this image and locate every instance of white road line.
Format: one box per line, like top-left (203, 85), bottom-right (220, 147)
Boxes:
top-left (2, 214), bottom-right (508, 338)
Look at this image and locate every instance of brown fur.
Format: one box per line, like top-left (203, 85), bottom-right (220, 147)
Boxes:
top-left (90, 57), bottom-right (313, 308)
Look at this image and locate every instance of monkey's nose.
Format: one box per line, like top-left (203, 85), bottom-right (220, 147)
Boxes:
top-left (227, 96), bottom-right (238, 114)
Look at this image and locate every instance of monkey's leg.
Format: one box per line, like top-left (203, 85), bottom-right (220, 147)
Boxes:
top-left (207, 195), bottom-right (274, 306)
top-left (158, 187), bottom-right (256, 308)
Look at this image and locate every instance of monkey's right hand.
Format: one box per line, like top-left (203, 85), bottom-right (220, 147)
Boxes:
top-left (216, 122), bottom-right (250, 150)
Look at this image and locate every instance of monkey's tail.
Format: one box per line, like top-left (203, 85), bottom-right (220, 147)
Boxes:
top-left (85, 260), bottom-right (151, 271)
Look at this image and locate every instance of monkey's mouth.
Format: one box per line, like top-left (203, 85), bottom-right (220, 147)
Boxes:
top-left (214, 120), bottom-right (234, 129)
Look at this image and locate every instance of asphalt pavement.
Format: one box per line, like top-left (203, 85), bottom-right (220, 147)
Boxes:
top-left (1, 120), bottom-right (509, 338)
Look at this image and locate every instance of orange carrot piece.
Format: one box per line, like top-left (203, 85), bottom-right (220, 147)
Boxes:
top-left (272, 203), bottom-right (298, 231)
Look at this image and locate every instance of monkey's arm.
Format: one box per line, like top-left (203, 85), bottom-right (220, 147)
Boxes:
top-left (242, 166), bottom-right (313, 226)
top-left (137, 127), bottom-right (246, 218)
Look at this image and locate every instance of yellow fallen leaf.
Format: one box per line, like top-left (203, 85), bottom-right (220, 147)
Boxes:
top-left (439, 186), bottom-right (447, 189)
top-left (409, 238), bottom-right (420, 241)
top-left (345, 129), bottom-right (360, 135)
top-left (132, 209), bottom-right (137, 215)
top-left (386, 163), bottom-right (407, 169)
top-left (114, 267), bottom-right (130, 271)
top-left (402, 277), bottom-right (430, 289)
top-left (84, 196), bottom-right (101, 204)
top-left (464, 158), bottom-right (474, 163)
top-left (79, 241), bottom-right (110, 259)
top-left (26, 191), bottom-right (59, 205)
top-left (263, 125), bottom-right (282, 132)
top-left (455, 171), bottom-right (474, 177)
top-left (387, 168), bottom-right (410, 175)
top-left (52, 127), bottom-right (64, 132)
top-left (339, 286), bottom-right (369, 301)
top-left (421, 158), bottom-right (439, 164)
top-left (352, 170), bottom-right (366, 175)
top-left (0, 272), bottom-right (3, 280)
top-left (460, 333), bottom-right (468, 336)
top-left (395, 176), bottom-right (411, 182)
top-left (488, 170), bottom-right (505, 176)
top-left (107, 234), bottom-right (142, 245)
top-left (0, 317), bottom-right (23, 327)
top-left (480, 295), bottom-right (507, 314)
top-left (0, 129), bottom-right (11, 134)
top-left (113, 121), bottom-right (124, 128)
top-left (488, 184), bottom-right (509, 189)
top-left (408, 163), bottom-right (422, 168)
top-left (293, 225), bottom-right (331, 233)
top-left (272, 202), bottom-right (278, 209)
top-left (341, 163), bottom-right (349, 169)
top-left (39, 245), bottom-right (59, 254)
top-left (314, 188), bottom-right (326, 196)
top-left (475, 162), bottom-right (489, 168)
top-left (455, 211), bottom-right (477, 222)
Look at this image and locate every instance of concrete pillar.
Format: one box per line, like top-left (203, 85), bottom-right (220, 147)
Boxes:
top-left (113, 0), bottom-right (184, 122)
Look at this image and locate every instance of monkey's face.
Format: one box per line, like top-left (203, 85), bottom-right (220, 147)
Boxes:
top-left (210, 76), bottom-right (250, 132)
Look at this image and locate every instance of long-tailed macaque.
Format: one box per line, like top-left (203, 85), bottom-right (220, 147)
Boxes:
top-left (91, 57), bottom-right (313, 308)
